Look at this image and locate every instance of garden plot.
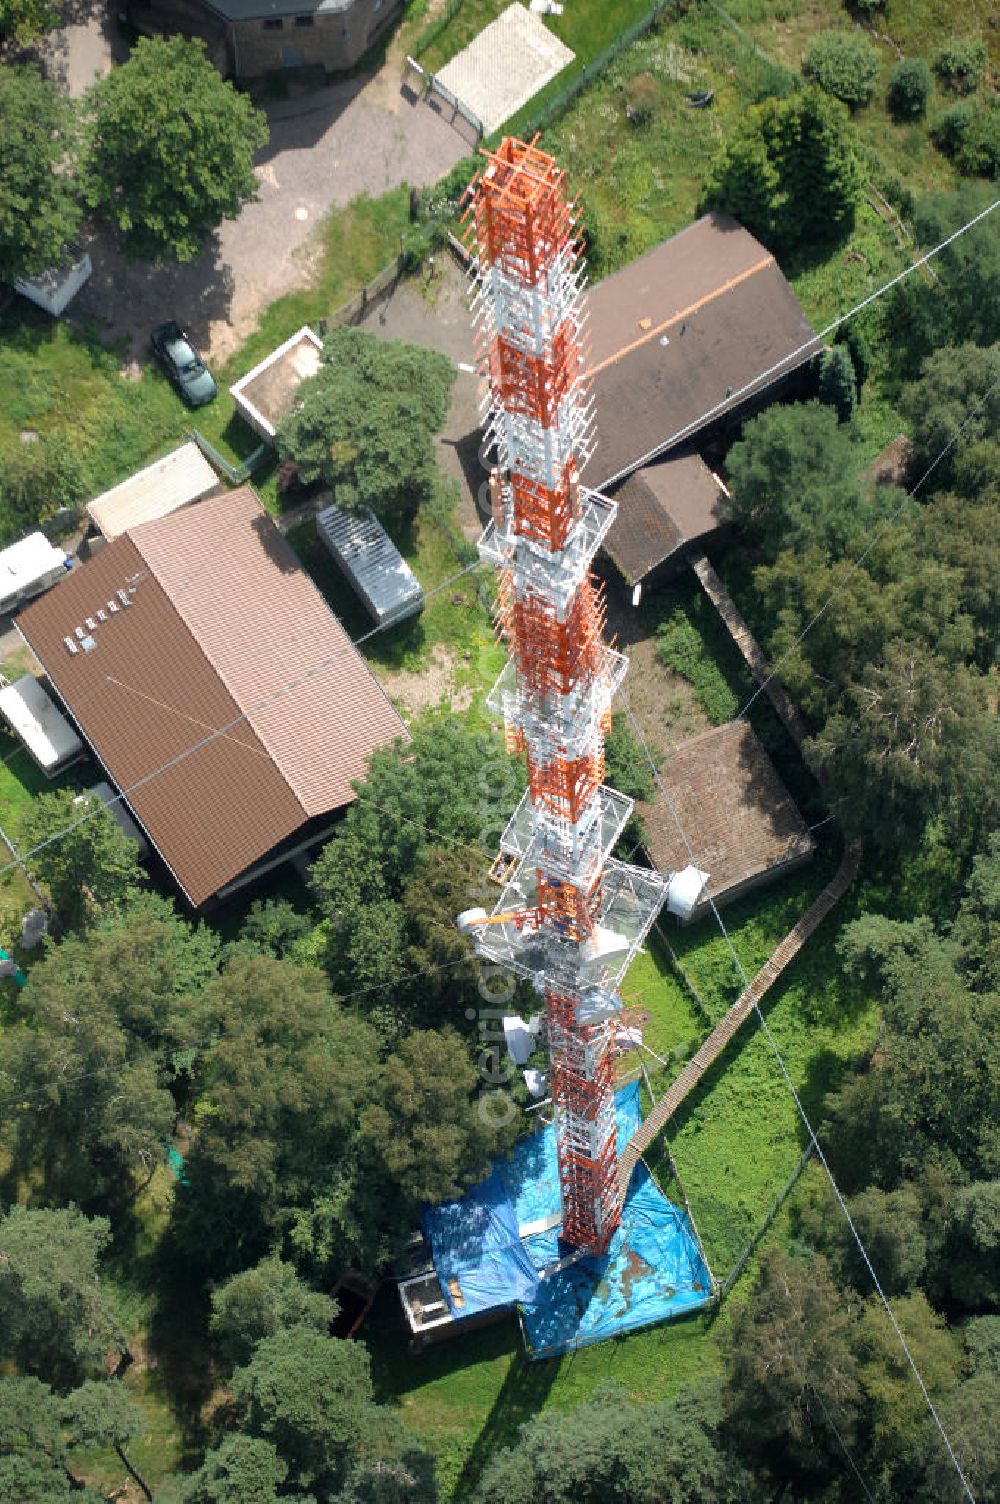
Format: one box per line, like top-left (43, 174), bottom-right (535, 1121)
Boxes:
top-left (435, 2), bottom-right (574, 134)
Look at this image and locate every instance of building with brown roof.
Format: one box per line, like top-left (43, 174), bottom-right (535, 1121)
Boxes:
top-left (639, 720), bottom-right (815, 920)
top-left (604, 452), bottom-right (732, 598)
top-left (16, 488), bottom-right (407, 906)
top-left (584, 212), bottom-right (821, 493)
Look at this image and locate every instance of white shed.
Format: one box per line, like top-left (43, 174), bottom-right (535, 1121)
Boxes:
top-left (229, 326), bottom-right (323, 441)
top-left (86, 442), bottom-right (219, 541)
top-left (0, 533), bottom-right (71, 616)
top-left (316, 503), bottom-right (423, 627)
top-left (15, 247), bottom-right (92, 318)
top-left (0, 675), bottom-right (83, 775)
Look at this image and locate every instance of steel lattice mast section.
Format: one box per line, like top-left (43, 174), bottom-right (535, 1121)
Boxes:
top-left (461, 138), bottom-right (669, 1257)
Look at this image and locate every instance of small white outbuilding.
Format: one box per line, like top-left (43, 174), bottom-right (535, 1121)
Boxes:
top-left (0, 533), bottom-right (71, 616)
top-left (0, 675), bottom-right (83, 776)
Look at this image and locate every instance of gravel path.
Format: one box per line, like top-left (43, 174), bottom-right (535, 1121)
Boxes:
top-left (49, 10), bottom-right (471, 362)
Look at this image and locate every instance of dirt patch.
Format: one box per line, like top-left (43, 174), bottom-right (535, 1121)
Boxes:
top-left (358, 260), bottom-right (484, 539)
top-left (603, 571), bottom-right (711, 759)
top-left (384, 643), bottom-right (472, 717)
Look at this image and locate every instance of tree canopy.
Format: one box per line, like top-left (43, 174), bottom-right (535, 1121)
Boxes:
top-left (0, 67), bottom-right (81, 286)
top-left (360, 1027), bottom-right (518, 1206)
top-left (725, 399), bottom-right (891, 560)
top-left (15, 787), bottom-right (145, 931)
top-left (81, 36), bottom-right (268, 262)
top-left (0, 1207), bottom-right (124, 1387)
top-left (230, 1326), bottom-right (433, 1501)
top-left (701, 87), bottom-right (863, 258)
top-left (473, 1382), bottom-right (758, 1504)
top-left (276, 329), bottom-right (455, 526)
top-left (174, 957), bottom-right (379, 1272)
top-left (210, 1256), bottom-right (338, 1369)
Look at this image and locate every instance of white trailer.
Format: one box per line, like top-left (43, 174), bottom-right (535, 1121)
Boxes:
top-left (15, 247), bottom-right (93, 318)
top-left (0, 533), bottom-right (71, 616)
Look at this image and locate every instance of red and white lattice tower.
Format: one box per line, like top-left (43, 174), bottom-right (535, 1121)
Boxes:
top-left (463, 139), bottom-right (669, 1257)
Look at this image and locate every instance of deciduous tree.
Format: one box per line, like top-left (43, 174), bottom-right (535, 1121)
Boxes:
top-left (473, 1382), bottom-right (757, 1504)
top-left (82, 36), bottom-right (268, 262)
top-left (276, 329), bottom-right (454, 526)
top-left (702, 87), bottom-right (863, 257)
top-left (210, 1256), bottom-right (338, 1369)
top-left (231, 1326), bottom-right (431, 1500)
top-left (0, 68), bottom-right (80, 284)
top-left (175, 957), bottom-right (379, 1272)
top-left (16, 787), bottom-right (144, 932)
top-left (360, 1028), bottom-right (517, 1206)
top-left (0, 1208), bottom-right (124, 1387)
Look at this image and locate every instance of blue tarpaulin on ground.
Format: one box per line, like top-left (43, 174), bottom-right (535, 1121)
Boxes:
top-left (423, 1082), bottom-right (713, 1357)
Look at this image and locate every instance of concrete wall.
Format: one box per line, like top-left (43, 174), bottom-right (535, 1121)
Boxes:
top-left (232, 0), bottom-right (399, 76)
top-left (131, 0), bottom-right (400, 78)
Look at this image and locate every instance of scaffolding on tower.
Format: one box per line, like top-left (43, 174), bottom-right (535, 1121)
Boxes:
top-left (460, 138), bottom-right (669, 1257)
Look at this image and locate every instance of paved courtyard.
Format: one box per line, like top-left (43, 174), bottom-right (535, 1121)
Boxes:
top-left (43, 4), bottom-right (471, 361)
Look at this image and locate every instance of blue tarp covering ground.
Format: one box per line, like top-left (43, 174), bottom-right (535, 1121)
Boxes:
top-left (422, 1082), bottom-right (713, 1358)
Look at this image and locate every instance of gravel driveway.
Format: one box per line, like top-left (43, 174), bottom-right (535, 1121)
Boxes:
top-left (50, 11), bottom-right (471, 362)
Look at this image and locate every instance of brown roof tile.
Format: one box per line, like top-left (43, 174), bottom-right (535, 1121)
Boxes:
top-left (639, 720), bottom-right (814, 902)
top-left (17, 489), bottom-right (407, 905)
top-left (606, 452), bottom-right (728, 584)
top-left (583, 213), bottom-right (821, 488)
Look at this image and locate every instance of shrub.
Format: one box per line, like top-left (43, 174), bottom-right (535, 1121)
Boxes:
top-left (656, 607), bottom-right (738, 724)
top-left (933, 100), bottom-right (974, 156)
top-left (888, 57), bottom-right (932, 121)
top-left (849, 0), bottom-right (885, 14)
top-left (623, 71), bottom-right (660, 128)
top-left (933, 99), bottom-right (1000, 178)
top-left (804, 29), bottom-right (880, 107)
top-left (934, 37), bottom-right (987, 94)
top-left (818, 345), bottom-right (857, 422)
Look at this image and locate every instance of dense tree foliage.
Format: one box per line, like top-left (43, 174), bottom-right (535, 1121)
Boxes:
top-left (276, 329), bottom-right (455, 526)
top-left (210, 1256), bottom-right (338, 1369)
top-left (16, 787), bottom-right (144, 931)
top-left (360, 1027), bottom-right (518, 1205)
top-left (175, 957), bottom-right (379, 1272)
top-left (0, 0), bottom-right (55, 43)
top-left (701, 87), bottom-right (863, 257)
top-left (0, 68), bottom-right (80, 285)
top-left (229, 1327), bottom-right (434, 1502)
top-left (888, 186), bottom-right (1000, 364)
top-left (81, 36), bottom-right (268, 262)
top-left (726, 399), bottom-right (891, 560)
top-left (310, 719), bottom-right (521, 1034)
top-left (0, 1208), bottom-right (124, 1386)
top-left (473, 1383), bottom-right (757, 1504)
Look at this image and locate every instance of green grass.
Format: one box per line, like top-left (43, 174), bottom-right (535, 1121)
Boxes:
top-left (0, 190), bottom-right (416, 523)
top-left (363, 839), bottom-right (877, 1501)
top-left (416, 0), bottom-right (662, 82)
top-left (285, 479), bottom-right (503, 719)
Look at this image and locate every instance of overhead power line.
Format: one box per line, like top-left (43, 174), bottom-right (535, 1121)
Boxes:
top-left (599, 193), bottom-right (1000, 490)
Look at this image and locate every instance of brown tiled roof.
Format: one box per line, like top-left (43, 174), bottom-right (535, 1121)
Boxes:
top-left (583, 213), bottom-right (821, 489)
top-left (639, 720), bottom-right (814, 902)
top-left (17, 488), bottom-right (407, 905)
top-left (605, 453), bottom-right (728, 584)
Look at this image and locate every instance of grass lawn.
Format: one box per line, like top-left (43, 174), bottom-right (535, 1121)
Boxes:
top-left (0, 189), bottom-right (415, 516)
top-left (364, 834), bottom-right (876, 1501)
top-left (286, 485), bottom-right (503, 720)
top-left (414, 0), bottom-right (663, 90)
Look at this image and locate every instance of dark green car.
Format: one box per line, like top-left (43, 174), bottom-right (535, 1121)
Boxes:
top-left (151, 320), bottom-right (217, 407)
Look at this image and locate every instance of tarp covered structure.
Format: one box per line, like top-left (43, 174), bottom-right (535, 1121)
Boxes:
top-left (422, 1082), bottom-right (712, 1358)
